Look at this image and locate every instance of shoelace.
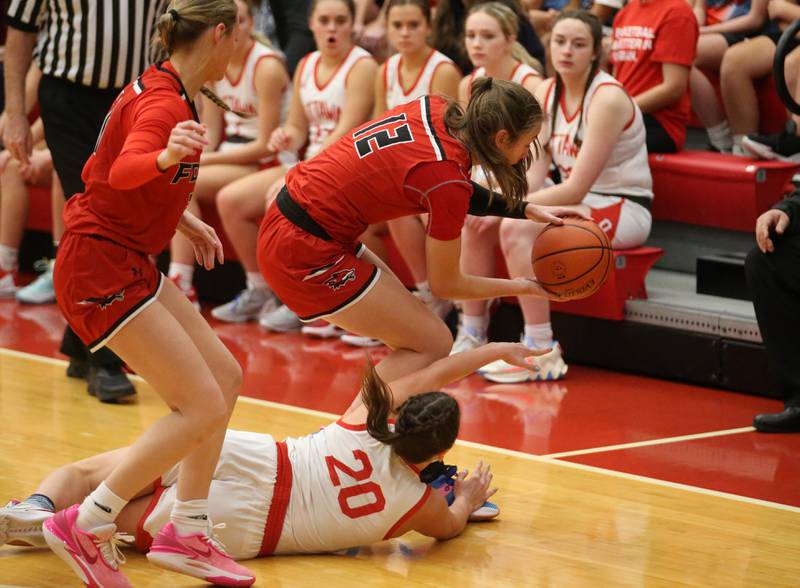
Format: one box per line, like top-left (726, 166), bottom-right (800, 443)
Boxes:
top-left (203, 522), bottom-right (230, 555)
top-left (96, 532), bottom-right (133, 569)
top-left (32, 258), bottom-right (53, 273)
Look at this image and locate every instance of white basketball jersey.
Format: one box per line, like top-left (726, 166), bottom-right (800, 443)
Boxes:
top-left (544, 71), bottom-right (652, 199)
top-left (299, 46), bottom-right (372, 159)
top-left (275, 420), bottom-right (429, 554)
top-left (470, 62), bottom-right (541, 91)
top-left (214, 42), bottom-right (287, 142)
top-left (384, 49), bottom-right (454, 110)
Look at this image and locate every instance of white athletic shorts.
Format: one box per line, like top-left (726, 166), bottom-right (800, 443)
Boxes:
top-left (138, 430), bottom-right (278, 560)
top-left (582, 193), bottom-right (652, 249)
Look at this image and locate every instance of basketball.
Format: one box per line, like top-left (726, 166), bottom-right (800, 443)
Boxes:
top-left (532, 218), bottom-right (612, 299)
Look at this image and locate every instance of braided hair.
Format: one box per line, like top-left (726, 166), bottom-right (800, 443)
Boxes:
top-left (362, 360), bottom-right (460, 464)
top-left (549, 10), bottom-right (603, 150)
top-left (155, 0), bottom-right (253, 118)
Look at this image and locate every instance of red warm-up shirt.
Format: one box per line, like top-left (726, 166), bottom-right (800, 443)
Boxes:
top-left (285, 95), bottom-right (473, 243)
top-left (610, 0), bottom-right (698, 150)
top-left (63, 61), bottom-right (200, 255)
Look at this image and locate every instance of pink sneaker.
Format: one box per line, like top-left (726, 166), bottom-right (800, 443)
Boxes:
top-left (42, 504), bottom-right (130, 588)
top-left (146, 522), bottom-right (255, 586)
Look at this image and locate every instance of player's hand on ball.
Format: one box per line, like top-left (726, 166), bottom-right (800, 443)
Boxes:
top-left (178, 210), bottom-right (224, 270)
top-left (454, 461), bottom-right (497, 512)
top-left (755, 209), bottom-right (789, 253)
top-left (159, 121), bottom-right (207, 170)
top-left (524, 204), bottom-right (591, 225)
top-left (514, 277), bottom-right (564, 301)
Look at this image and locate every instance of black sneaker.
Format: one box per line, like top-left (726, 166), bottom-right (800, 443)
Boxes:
top-left (87, 365), bottom-right (136, 403)
top-left (742, 121), bottom-right (800, 162)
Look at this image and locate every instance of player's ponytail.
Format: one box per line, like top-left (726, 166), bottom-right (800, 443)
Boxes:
top-left (362, 360), bottom-right (460, 464)
top-left (445, 77), bottom-right (542, 209)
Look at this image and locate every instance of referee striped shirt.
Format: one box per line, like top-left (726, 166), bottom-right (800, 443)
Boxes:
top-left (6, 0), bottom-right (169, 90)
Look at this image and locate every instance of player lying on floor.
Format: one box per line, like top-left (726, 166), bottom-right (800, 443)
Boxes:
top-left (0, 342), bottom-right (546, 560)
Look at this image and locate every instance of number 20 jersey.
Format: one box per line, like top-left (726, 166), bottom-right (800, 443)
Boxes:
top-left (275, 420), bottom-right (430, 554)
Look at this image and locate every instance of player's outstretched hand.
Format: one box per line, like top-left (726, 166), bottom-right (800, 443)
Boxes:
top-left (524, 204), bottom-right (591, 225)
top-left (755, 209), bottom-right (790, 253)
top-left (491, 342), bottom-right (551, 372)
top-left (454, 461), bottom-right (497, 513)
top-left (514, 277), bottom-right (565, 301)
top-left (178, 210), bottom-right (224, 270)
top-left (158, 121), bottom-right (208, 170)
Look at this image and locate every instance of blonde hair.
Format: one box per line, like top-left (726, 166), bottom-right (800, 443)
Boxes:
top-left (155, 0), bottom-right (252, 118)
top-left (445, 77), bottom-right (543, 208)
top-left (468, 2), bottom-right (543, 75)
top-left (239, 0), bottom-right (274, 48)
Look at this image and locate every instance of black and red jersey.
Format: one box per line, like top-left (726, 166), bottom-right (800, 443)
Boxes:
top-left (63, 61), bottom-right (200, 254)
top-left (286, 95), bottom-right (473, 242)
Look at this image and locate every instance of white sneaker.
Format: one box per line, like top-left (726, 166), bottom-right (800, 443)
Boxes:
top-left (211, 288), bottom-right (276, 323)
top-left (450, 325), bottom-right (487, 355)
top-left (259, 304), bottom-right (302, 332)
top-left (340, 332), bottom-right (382, 347)
top-left (0, 270), bottom-right (17, 299)
top-left (302, 320), bottom-right (343, 338)
top-left (479, 341), bottom-right (568, 383)
top-left (16, 260), bottom-right (55, 304)
top-left (0, 499), bottom-right (53, 547)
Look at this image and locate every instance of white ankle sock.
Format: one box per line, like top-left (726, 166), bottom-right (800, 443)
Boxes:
top-left (523, 322), bottom-right (554, 348)
top-left (169, 262), bottom-right (194, 291)
top-left (0, 244), bottom-right (19, 272)
top-left (171, 498), bottom-right (210, 536)
top-left (415, 280), bottom-right (432, 301)
top-left (246, 271), bottom-right (267, 291)
top-left (707, 121), bottom-right (733, 152)
top-left (77, 482), bottom-right (127, 530)
top-left (462, 314), bottom-right (488, 337)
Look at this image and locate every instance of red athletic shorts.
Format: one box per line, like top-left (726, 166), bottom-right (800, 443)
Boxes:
top-left (54, 232), bottom-right (163, 352)
top-left (256, 204), bottom-right (380, 321)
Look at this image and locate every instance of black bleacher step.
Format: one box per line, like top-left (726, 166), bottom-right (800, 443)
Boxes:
top-left (696, 253), bottom-right (750, 301)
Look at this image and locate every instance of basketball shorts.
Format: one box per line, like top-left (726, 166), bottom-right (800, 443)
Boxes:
top-left (137, 430), bottom-right (279, 560)
top-left (53, 233), bottom-right (163, 353)
top-left (257, 201), bottom-right (381, 322)
top-left (582, 193), bottom-right (652, 249)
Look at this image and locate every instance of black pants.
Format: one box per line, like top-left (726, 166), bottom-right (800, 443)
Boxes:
top-left (38, 75), bottom-right (124, 367)
top-left (268, 0), bottom-right (315, 77)
top-left (643, 113), bottom-right (678, 154)
top-left (745, 237), bottom-right (800, 407)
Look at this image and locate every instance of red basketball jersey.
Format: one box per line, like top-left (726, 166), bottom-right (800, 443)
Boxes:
top-left (63, 61), bottom-right (200, 255)
top-left (285, 95), bottom-right (473, 242)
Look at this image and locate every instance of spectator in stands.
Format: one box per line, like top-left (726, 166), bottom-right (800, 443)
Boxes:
top-left (742, 43), bottom-right (800, 161)
top-left (268, 0), bottom-right (316, 75)
top-left (212, 0), bottom-right (376, 331)
top-left (4, 0), bottom-right (168, 402)
top-left (689, 0), bottom-right (770, 152)
top-left (432, 0), bottom-right (545, 75)
top-left (375, 0), bottom-right (462, 326)
top-left (479, 10), bottom-right (652, 383)
top-left (610, 0), bottom-right (698, 153)
top-left (746, 192), bottom-right (800, 432)
top-left (168, 0), bottom-right (290, 310)
top-left (451, 2), bottom-right (543, 355)
top-left (720, 0), bottom-right (800, 156)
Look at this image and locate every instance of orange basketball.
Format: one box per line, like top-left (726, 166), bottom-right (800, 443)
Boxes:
top-left (532, 218), bottom-right (612, 299)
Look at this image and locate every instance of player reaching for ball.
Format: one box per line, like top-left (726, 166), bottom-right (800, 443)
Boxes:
top-left (0, 342), bottom-right (543, 560)
top-left (257, 78), bottom-right (579, 388)
top-left (478, 10), bottom-right (654, 384)
top-left (47, 2), bottom-right (256, 586)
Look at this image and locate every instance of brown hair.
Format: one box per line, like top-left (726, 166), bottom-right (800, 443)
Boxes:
top-left (446, 77), bottom-right (542, 208)
top-left (385, 0), bottom-right (432, 23)
top-left (468, 2), bottom-right (543, 73)
top-left (155, 0), bottom-right (251, 118)
top-left (550, 10), bottom-right (603, 148)
top-left (362, 361), bottom-right (460, 464)
top-left (309, 0), bottom-right (356, 21)
top-left (239, 0), bottom-right (274, 48)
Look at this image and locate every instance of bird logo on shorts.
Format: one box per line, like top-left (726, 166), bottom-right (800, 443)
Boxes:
top-left (78, 289), bottom-right (126, 310)
top-left (324, 269), bottom-right (356, 291)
